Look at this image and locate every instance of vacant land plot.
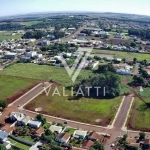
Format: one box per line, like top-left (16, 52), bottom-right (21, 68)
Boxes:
top-left (25, 86), bottom-right (122, 126)
top-left (0, 32), bottom-right (22, 40)
top-left (128, 87), bottom-right (150, 131)
top-left (0, 63), bottom-right (93, 86)
top-left (93, 49), bottom-right (150, 61)
top-left (0, 75), bottom-right (38, 102)
top-left (128, 97), bottom-right (150, 131)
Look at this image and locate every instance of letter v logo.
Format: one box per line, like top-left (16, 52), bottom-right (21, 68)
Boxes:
top-left (59, 47), bottom-right (93, 82)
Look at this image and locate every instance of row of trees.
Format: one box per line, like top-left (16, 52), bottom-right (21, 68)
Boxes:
top-left (128, 29), bottom-right (150, 40)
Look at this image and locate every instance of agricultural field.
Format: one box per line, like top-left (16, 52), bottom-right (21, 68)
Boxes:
top-left (128, 88), bottom-right (150, 131)
top-left (25, 86), bottom-right (122, 126)
top-left (0, 75), bottom-right (39, 102)
top-left (0, 31), bottom-right (22, 40)
top-left (21, 21), bottom-right (43, 26)
top-left (92, 49), bottom-right (150, 61)
top-left (0, 63), bottom-right (94, 86)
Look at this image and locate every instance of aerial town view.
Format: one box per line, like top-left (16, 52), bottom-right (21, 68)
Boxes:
top-left (0, 0), bottom-right (150, 150)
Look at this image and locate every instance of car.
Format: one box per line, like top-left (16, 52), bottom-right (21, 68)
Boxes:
top-left (64, 121), bottom-right (68, 124)
top-left (110, 143), bottom-right (115, 147)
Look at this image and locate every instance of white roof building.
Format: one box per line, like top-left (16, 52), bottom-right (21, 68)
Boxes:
top-left (49, 125), bottom-right (63, 134)
top-left (73, 130), bottom-right (87, 139)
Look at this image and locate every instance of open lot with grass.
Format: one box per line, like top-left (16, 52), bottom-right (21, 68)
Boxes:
top-left (25, 86), bottom-right (122, 126)
top-left (128, 88), bottom-right (150, 131)
top-left (0, 75), bottom-right (39, 102)
top-left (92, 49), bottom-right (150, 61)
top-left (0, 63), bottom-right (93, 86)
top-left (128, 97), bottom-right (150, 131)
top-left (8, 137), bottom-right (30, 150)
top-left (0, 32), bottom-right (22, 40)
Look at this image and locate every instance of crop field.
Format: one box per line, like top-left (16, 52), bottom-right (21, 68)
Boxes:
top-left (0, 32), bottom-right (22, 40)
top-left (25, 86), bottom-right (122, 126)
top-left (92, 49), bottom-right (150, 61)
top-left (0, 63), bottom-right (94, 86)
top-left (0, 75), bottom-right (39, 103)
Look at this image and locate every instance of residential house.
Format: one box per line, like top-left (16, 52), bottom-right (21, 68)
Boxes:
top-left (73, 130), bottom-right (87, 139)
top-left (26, 51), bottom-right (37, 57)
top-left (114, 33), bottom-right (126, 39)
top-left (17, 116), bottom-right (31, 126)
top-left (0, 124), bottom-right (14, 134)
top-left (82, 140), bottom-right (94, 149)
top-left (20, 56), bottom-right (31, 63)
top-left (9, 112), bottom-right (25, 122)
top-left (143, 139), bottom-right (150, 149)
top-left (88, 132), bottom-right (99, 141)
top-left (49, 125), bottom-right (63, 134)
top-left (116, 69), bottom-right (131, 75)
top-left (33, 127), bottom-right (45, 137)
top-left (28, 119), bottom-right (41, 128)
top-left (0, 130), bottom-right (9, 143)
top-left (4, 52), bottom-right (17, 59)
top-left (126, 137), bottom-right (139, 148)
top-left (56, 133), bottom-right (70, 144)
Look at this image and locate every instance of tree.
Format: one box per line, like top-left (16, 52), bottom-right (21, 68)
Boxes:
top-left (0, 144), bottom-right (6, 150)
top-left (0, 100), bottom-right (8, 108)
top-left (96, 64), bottom-right (116, 73)
top-left (130, 42), bottom-right (136, 47)
top-left (92, 141), bottom-right (104, 150)
top-left (133, 58), bottom-right (137, 64)
top-left (139, 132), bottom-right (146, 140)
top-left (36, 114), bottom-right (46, 125)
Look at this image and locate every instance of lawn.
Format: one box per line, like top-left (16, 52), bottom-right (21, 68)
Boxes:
top-left (25, 86), bottom-right (122, 126)
top-left (128, 97), bottom-right (150, 131)
top-left (0, 75), bottom-right (38, 102)
top-left (92, 49), bottom-right (150, 61)
top-left (8, 137), bottom-right (30, 150)
top-left (65, 128), bottom-right (76, 135)
top-left (0, 63), bottom-right (94, 86)
top-left (0, 32), bottom-right (22, 40)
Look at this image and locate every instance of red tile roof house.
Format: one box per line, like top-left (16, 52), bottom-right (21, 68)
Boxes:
top-left (56, 133), bottom-right (70, 144)
top-left (33, 127), bottom-right (45, 137)
top-left (82, 140), bottom-right (94, 149)
top-left (88, 132), bottom-right (99, 141)
top-left (143, 139), bottom-right (150, 149)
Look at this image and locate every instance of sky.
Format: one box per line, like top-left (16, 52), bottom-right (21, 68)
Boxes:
top-left (0, 0), bottom-right (150, 17)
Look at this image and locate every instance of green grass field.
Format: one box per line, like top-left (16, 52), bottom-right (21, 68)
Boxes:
top-left (128, 97), bottom-right (150, 131)
top-left (0, 75), bottom-right (38, 101)
top-left (25, 86), bottom-right (121, 125)
top-left (0, 32), bottom-right (22, 40)
top-left (22, 21), bottom-right (43, 26)
top-left (92, 49), bottom-right (150, 61)
top-left (8, 137), bottom-right (30, 150)
top-left (0, 63), bottom-right (93, 86)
